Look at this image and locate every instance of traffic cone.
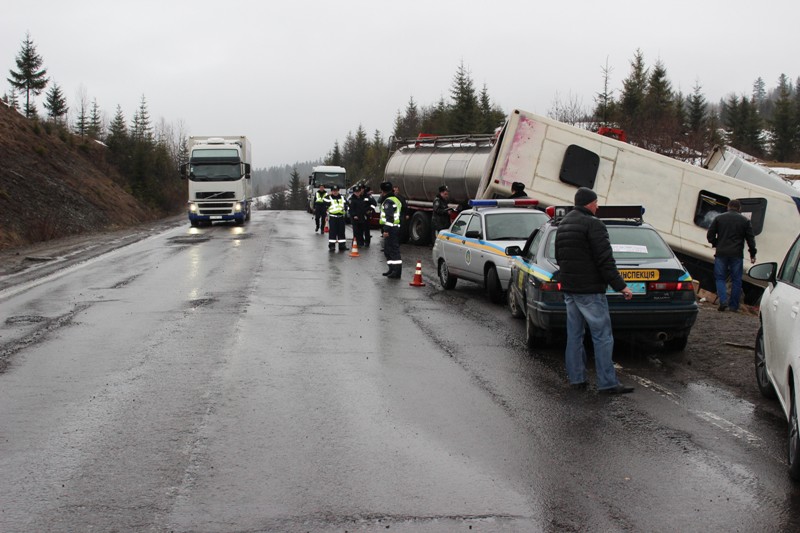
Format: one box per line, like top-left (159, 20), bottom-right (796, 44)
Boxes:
top-left (409, 260), bottom-right (426, 287)
top-left (349, 237), bottom-right (360, 258)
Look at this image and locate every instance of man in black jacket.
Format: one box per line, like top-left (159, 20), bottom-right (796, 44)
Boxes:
top-left (554, 187), bottom-right (634, 394)
top-left (348, 185), bottom-right (367, 248)
top-left (706, 199), bottom-right (757, 312)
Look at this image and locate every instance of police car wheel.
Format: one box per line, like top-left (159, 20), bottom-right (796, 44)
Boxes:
top-left (487, 267), bottom-right (504, 304)
top-left (438, 260), bottom-right (457, 290)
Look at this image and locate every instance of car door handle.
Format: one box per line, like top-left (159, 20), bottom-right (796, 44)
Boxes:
top-left (793, 304), bottom-right (800, 318)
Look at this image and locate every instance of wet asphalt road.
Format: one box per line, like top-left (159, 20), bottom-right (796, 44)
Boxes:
top-left (1, 210), bottom-right (800, 532)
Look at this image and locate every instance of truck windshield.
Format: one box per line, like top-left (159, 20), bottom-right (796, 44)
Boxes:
top-left (188, 162), bottom-right (242, 181)
top-left (314, 172), bottom-right (346, 189)
top-left (485, 211), bottom-right (549, 240)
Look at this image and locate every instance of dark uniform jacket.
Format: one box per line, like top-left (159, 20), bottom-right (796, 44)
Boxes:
top-left (432, 195), bottom-right (451, 230)
top-left (554, 206), bottom-right (626, 294)
top-left (706, 210), bottom-right (757, 258)
top-left (348, 194), bottom-right (368, 220)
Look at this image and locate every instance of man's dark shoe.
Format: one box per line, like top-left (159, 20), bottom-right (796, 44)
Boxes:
top-left (570, 381), bottom-right (588, 390)
top-left (382, 269), bottom-right (392, 276)
top-left (599, 384), bottom-right (634, 395)
top-left (718, 304), bottom-right (727, 312)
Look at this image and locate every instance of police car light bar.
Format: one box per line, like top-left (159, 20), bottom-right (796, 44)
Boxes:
top-left (468, 199), bottom-right (540, 208)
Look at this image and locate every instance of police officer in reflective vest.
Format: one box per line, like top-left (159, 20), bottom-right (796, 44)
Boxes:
top-left (325, 186), bottom-right (348, 251)
top-left (379, 181), bottom-right (403, 278)
top-left (313, 184), bottom-right (327, 233)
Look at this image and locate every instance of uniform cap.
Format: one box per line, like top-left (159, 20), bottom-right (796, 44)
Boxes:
top-left (512, 182), bottom-right (525, 191)
top-left (331, 185), bottom-right (340, 191)
top-left (438, 185), bottom-right (448, 193)
top-left (574, 187), bottom-right (597, 206)
top-left (380, 181), bottom-right (393, 192)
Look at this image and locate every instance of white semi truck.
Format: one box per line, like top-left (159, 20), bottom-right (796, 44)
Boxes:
top-left (306, 165), bottom-right (347, 212)
top-left (384, 108), bottom-right (800, 293)
top-left (180, 136), bottom-right (252, 226)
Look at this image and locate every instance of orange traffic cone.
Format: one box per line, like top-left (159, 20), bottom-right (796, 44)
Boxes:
top-left (323, 217), bottom-right (329, 233)
top-left (409, 260), bottom-right (426, 287)
top-left (349, 237), bottom-right (360, 258)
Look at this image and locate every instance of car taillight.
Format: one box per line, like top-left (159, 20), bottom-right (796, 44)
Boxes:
top-left (540, 281), bottom-right (561, 291)
top-left (647, 282), bottom-right (694, 291)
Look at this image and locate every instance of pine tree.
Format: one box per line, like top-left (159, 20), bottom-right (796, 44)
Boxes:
top-left (617, 49), bottom-right (649, 133)
top-left (43, 81), bottom-right (68, 124)
top-left (770, 78), bottom-right (795, 161)
top-left (687, 82), bottom-right (708, 134)
top-left (753, 77), bottom-right (767, 115)
top-left (4, 89), bottom-right (20, 110)
top-left (393, 97), bottom-right (420, 138)
top-left (325, 141), bottom-right (343, 166)
top-left (449, 61), bottom-right (480, 134)
top-left (593, 59), bottom-right (616, 126)
top-left (478, 83), bottom-right (505, 133)
top-left (73, 97), bottom-right (88, 137)
top-left (131, 95), bottom-right (153, 143)
top-left (288, 168), bottom-right (306, 210)
top-left (7, 32), bottom-right (48, 119)
top-left (87, 98), bottom-right (103, 138)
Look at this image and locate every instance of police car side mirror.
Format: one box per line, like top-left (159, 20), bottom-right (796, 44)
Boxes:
top-left (465, 230), bottom-right (481, 239)
top-left (505, 245), bottom-right (522, 256)
top-left (748, 262), bottom-right (777, 286)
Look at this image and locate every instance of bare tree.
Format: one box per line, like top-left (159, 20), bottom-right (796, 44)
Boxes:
top-left (547, 91), bottom-right (588, 126)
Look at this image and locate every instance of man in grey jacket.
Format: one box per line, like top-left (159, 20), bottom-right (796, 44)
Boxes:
top-left (706, 199), bottom-right (757, 312)
top-left (554, 187), bottom-right (634, 394)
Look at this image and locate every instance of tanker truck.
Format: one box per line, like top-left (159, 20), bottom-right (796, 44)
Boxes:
top-left (383, 134), bottom-right (494, 245)
top-left (180, 136), bottom-right (252, 226)
top-left (384, 108), bottom-right (800, 291)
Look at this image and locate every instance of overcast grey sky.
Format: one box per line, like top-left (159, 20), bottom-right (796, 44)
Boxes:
top-left (3, 0), bottom-right (797, 168)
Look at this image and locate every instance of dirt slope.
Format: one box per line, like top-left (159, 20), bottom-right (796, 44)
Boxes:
top-left (0, 102), bottom-right (160, 251)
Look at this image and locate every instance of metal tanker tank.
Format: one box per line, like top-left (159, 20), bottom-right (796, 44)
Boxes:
top-left (383, 134), bottom-right (496, 244)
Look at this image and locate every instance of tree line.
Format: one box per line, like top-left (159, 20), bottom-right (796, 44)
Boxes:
top-left (4, 32), bottom-right (185, 213)
top-left (6, 33), bottom-right (799, 215)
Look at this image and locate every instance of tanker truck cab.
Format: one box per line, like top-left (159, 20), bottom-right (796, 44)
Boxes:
top-left (181, 136), bottom-right (252, 227)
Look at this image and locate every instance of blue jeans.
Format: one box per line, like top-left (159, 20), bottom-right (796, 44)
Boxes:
top-left (714, 256), bottom-right (743, 310)
top-left (563, 293), bottom-right (619, 390)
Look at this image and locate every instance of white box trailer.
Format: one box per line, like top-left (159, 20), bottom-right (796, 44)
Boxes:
top-left (477, 109), bottom-right (800, 279)
top-left (181, 136), bottom-right (252, 226)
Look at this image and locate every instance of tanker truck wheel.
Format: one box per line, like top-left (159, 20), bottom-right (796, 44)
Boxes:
top-left (409, 212), bottom-right (431, 246)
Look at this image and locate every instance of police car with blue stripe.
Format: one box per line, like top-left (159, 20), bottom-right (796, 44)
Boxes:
top-left (432, 199), bottom-right (550, 303)
top-left (505, 205), bottom-right (699, 350)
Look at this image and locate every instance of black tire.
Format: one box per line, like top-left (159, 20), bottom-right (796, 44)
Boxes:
top-left (525, 314), bottom-right (537, 349)
top-left (409, 211), bottom-right (431, 246)
top-left (438, 260), bottom-right (457, 290)
top-left (487, 266), bottom-right (504, 304)
top-left (508, 285), bottom-right (524, 319)
top-left (664, 334), bottom-right (689, 352)
top-left (190, 219), bottom-right (198, 227)
top-left (789, 388), bottom-right (800, 480)
top-left (755, 327), bottom-right (777, 399)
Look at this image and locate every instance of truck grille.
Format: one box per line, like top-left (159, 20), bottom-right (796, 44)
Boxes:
top-left (196, 191), bottom-right (235, 199)
top-left (198, 202), bottom-right (235, 215)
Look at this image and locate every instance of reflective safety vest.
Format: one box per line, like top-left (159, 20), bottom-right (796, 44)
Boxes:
top-left (315, 191), bottom-right (327, 204)
top-left (380, 196), bottom-right (402, 226)
top-left (327, 196), bottom-right (345, 215)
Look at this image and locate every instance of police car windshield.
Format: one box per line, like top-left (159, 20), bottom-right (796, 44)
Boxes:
top-left (546, 226), bottom-right (673, 260)
top-left (485, 211), bottom-right (549, 240)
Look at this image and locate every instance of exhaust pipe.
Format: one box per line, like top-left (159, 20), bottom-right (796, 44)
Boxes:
top-left (656, 332), bottom-right (668, 342)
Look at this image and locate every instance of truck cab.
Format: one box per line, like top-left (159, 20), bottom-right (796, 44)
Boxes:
top-left (307, 166), bottom-right (347, 212)
top-left (181, 136), bottom-right (252, 227)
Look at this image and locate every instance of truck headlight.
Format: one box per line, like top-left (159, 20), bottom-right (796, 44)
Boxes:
top-left (189, 202), bottom-right (198, 213)
top-left (234, 202), bottom-right (243, 212)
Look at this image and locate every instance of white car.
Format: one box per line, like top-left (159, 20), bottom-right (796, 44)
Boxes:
top-left (750, 234), bottom-right (800, 479)
top-left (432, 199), bottom-right (549, 304)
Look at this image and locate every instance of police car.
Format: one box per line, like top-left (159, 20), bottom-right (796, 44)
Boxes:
top-left (432, 199), bottom-right (550, 303)
top-left (505, 205), bottom-right (698, 350)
